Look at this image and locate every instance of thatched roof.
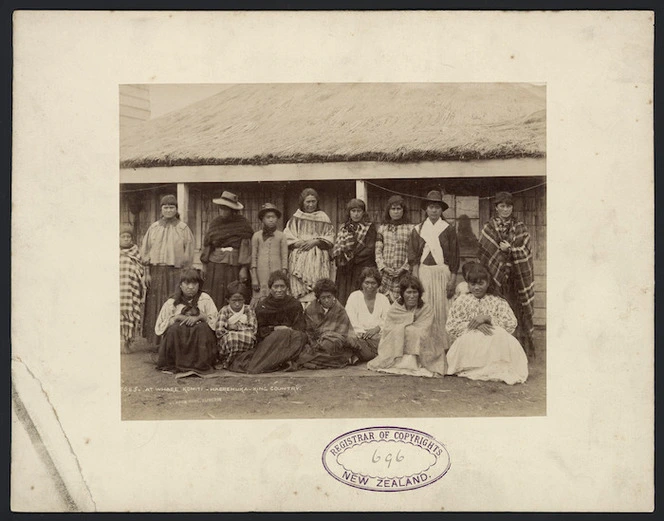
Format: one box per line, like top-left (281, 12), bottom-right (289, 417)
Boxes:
top-left (120, 83), bottom-right (545, 168)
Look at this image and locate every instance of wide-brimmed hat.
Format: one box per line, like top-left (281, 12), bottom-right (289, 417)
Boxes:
top-left (421, 190), bottom-right (449, 212)
top-left (213, 191), bottom-right (244, 210)
top-left (258, 202), bottom-right (282, 220)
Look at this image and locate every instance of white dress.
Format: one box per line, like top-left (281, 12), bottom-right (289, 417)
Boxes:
top-left (445, 293), bottom-right (528, 385)
top-left (344, 290), bottom-right (391, 335)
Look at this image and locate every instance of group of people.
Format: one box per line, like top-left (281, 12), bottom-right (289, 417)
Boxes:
top-left (120, 187), bottom-right (536, 385)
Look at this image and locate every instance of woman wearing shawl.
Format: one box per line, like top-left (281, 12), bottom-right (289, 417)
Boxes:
top-left (141, 194), bottom-right (195, 348)
top-left (120, 224), bottom-right (144, 353)
top-left (284, 188), bottom-right (335, 306)
top-left (227, 271), bottom-right (308, 374)
top-left (408, 190), bottom-right (460, 353)
top-left (293, 278), bottom-right (359, 370)
top-left (200, 191), bottom-right (254, 309)
top-left (331, 198), bottom-right (377, 306)
top-left (367, 275), bottom-right (447, 377)
top-left (375, 195), bottom-right (414, 303)
top-left (155, 269), bottom-right (218, 375)
top-left (478, 191), bottom-right (535, 354)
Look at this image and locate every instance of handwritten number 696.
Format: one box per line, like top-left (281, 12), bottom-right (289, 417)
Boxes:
top-left (372, 449), bottom-right (404, 468)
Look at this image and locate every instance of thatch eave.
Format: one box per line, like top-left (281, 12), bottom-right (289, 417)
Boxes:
top-left (119, 149), bottom-right (546, 169)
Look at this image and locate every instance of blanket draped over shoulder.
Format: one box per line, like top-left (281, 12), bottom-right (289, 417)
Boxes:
top-left (200, 214), bottom-right (254, 262)
top-left (295, 300), bottom-right (358, 369)
top-left (478, 217), bottom-right (535, 320)
top-left (367, 301), bottom-right (446, 375)
top-left (331, 219), bottom-right (372, 267)
top-left (120, 244), bottom-right (144, 345)
top-left (283, 209), bottom-right (335, 299)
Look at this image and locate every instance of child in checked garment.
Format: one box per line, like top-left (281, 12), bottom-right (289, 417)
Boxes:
top-left (216, 280), bottom-right (258, 368)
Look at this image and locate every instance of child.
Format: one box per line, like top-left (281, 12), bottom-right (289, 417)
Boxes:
top-left (119, 224), bottom-right (144, 353)
top-left (445, 263), bottom-right (528, 385)
top-left (251, 203), bottom-right (289, 303)
top-left (452, 260), bottom-right (478, 301)
top-left (216, 280), bottom-right (258, 368)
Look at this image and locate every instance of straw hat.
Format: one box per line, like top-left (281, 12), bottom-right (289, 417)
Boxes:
top-left (213, 191), bottom-right (244, 210)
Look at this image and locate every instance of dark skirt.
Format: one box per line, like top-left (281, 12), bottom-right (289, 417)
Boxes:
top-left (335, 261), bottom-right (377, 306)
top-left (156, 321), bottom-right (218, 374)
top-left (142, 265), bottom-right (181, 347)
top-left (295, 334), bottom-right (357, 369)
top-left (203, 262), bottom-right (241, 309)
top-left (355, 337), bottom-right (379, 363)
top-left (227, 328), bottom-right (308, 374)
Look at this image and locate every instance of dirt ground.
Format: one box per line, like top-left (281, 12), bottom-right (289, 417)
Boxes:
top-left (121, 329), bottom-right (545, 420)
top-left (121, 329), bottom-right (546, 420)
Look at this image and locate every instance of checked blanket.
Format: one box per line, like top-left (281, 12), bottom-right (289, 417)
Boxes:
top-left (478, 217), bottom-right (535, 319)
top-left (120, 245), bottom-right (144, 344)
top-left (331, 219), bottom-right (372, 267)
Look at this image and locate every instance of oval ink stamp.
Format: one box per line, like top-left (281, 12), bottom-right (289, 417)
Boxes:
top-left (322, 426), bottom-right (450, 492)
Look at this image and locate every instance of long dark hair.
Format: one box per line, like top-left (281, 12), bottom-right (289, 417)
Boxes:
top-left (173, 268), bottom-right (204, 309)
top-left (397, 275), bottom-right (425, 309)
top-left (465, 263), bottom-right (496, 296)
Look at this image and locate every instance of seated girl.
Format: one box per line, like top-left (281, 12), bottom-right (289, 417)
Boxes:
top-left (367, 275), bottom-right (447, 377)
top-left (216, 280), bottom-right (257, 368)
top-left (445, 263), bottom-right (528, 385)
top-left (344, 266), bottom-right (391, 362)
top-left (155, 269), bottom-right (219, 375)
top-left (294, 278), bottom-right (359, 370)
top-left (227, 271), bottom-right (308, 374)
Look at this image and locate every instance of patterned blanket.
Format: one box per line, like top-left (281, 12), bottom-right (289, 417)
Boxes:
top-left (478, 217), bottom-right (535, 317)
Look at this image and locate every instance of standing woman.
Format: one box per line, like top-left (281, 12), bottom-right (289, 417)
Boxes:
top-left (375, 195), bottom-right (414, 303)
top-left (283, 188), bottom-right (335, 306)
top-left (408, 190), bottom-right (459, 353)
top-left (200, 191), bottom-right (254, 309)
top-left (120, 224), bottom-right (144, 353)
top-left (478, 191), bottom-right (535, 354)
top-left (141, 194), bottom-right (195, 348)
top-left (331, 198), bottom-right (377, 306)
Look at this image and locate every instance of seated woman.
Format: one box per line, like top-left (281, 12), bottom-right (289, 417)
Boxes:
top-left (344, 267), bottom-right (391, 362)
top-left (155, 269), bottom-right (219, 375)
top-left (294, 278), bottom-right (359, 370)
top-left (445, 263), bottom-right (528, 385)
top-left (367, 275), bottom-right (447, 377)
top-left (216, 280), bottom-right (257, 368)
top-left (227, 271), bottom-right (308, 374)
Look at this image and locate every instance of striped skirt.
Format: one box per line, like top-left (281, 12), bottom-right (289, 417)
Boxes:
top-left (418, 264), bottom-right (451, 352)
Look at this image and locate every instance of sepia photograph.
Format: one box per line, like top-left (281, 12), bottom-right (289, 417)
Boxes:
top-left (119, 82), bottom-right (547, 420)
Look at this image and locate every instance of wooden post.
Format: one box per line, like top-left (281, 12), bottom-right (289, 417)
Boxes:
top-left (177, 183), bottom-right (190, 224)
top-left (356, 179), bottom-right (367, 203)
